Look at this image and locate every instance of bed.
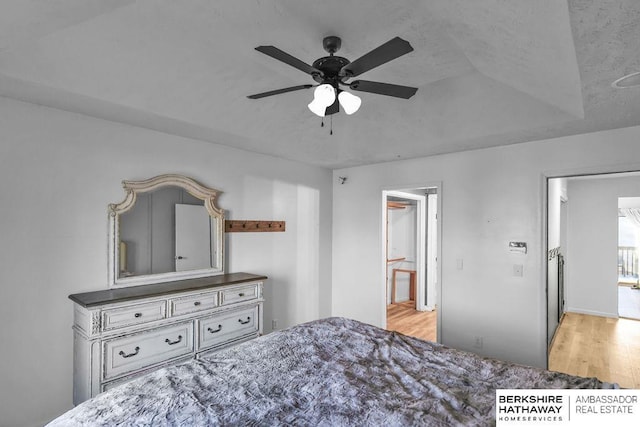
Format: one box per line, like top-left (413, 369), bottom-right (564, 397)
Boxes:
top-left (48, 317), bottom-right (614, 426)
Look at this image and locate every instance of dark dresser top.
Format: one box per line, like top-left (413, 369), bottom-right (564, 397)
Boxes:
top-left (69, 272), bottom-right (267, 308)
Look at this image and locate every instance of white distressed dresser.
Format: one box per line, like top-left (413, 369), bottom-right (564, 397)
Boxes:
top-left (69, 272), bottom-right (266, 405)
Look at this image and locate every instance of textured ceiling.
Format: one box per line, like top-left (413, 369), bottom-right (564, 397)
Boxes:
top-left (0, 0), bottom-right (639, 168)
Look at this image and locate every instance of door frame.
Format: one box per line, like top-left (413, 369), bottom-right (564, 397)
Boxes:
top-left (384, 190), bottom-right (426, 310)
top-left (381, 182), bottom-right (443, 342)
top-left (543, 165), bottom-right (640, 367)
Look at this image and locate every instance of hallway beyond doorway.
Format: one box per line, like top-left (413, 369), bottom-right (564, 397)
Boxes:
top-left (619, 284), bottom-right (640, 319)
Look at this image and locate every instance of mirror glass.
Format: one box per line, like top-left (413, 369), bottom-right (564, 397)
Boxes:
top-left (108, 175), bottom-right (224, 287)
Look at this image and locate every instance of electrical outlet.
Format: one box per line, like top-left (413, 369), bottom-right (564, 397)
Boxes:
top-left (473, 336), bottom-right (483, 349)
top-left (272, 319), bottom-right (278, 330)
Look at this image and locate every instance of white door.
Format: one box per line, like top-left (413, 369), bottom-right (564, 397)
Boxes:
top-left (175, 204), bottom-right (212, 272)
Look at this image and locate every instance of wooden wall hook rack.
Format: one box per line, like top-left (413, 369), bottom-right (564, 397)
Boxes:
top-left (225, 220), bottom-right (286, 233)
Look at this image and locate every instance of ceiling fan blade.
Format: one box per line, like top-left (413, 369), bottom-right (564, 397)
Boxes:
top-left (349, 80), bottom-right (418, 99)
top-left (247, 84), bottom-right (314, 99)
top-left (341, 37), bottom-right (413, 78)
top-left (255, 46), bottom-right (322, 76)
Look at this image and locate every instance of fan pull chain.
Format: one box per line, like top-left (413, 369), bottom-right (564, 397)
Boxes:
top-left (319, 117), bottom-right (334, 135)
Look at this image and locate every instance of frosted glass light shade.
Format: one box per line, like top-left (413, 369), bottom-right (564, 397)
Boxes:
top-left (314, 84), bottom-right (336, 105)
top-left (338, 91), bottom-right (362, 115)
top-left (308, 84), bottom-right (336, 117)
top-left (308, 99), bottom-right (327, 117)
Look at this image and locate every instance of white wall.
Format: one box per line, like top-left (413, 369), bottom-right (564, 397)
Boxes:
top-left (0, 96), bottom-right (332, 427)
top-left (332, 124), bottom-right (640, 370)
top-left (564, 176), bottom-right (640, 317)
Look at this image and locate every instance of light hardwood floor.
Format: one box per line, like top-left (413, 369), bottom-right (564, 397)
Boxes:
top-left (386, 301), bottom-right (437, 342)
top-left (549, 312), bottom-right (640, 388)
top-left (387, 306), bottom-right (640, 387)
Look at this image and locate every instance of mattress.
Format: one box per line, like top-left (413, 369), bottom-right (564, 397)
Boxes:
top-left (48, 317), bottom-right (614, 426)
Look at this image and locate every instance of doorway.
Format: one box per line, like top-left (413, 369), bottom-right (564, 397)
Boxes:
top-left (382, 186), bottom-right (440, 342)
top-left (618, 197), bottom-right (640, 320)
top-left (546, 178), bottom-right (567, 345)
top-left (546, 171), bottom-right (640, 388)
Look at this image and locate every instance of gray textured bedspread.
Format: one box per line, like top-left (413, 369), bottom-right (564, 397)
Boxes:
top-left (49, 317), bottom-right (614, 426)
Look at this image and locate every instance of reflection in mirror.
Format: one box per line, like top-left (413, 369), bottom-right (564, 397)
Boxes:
top-left (118, 188), bottom-right (216, 277)
top-left (108, 175), bottom-right (224, 288)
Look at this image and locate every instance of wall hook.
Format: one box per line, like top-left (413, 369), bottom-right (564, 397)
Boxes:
top-left (225, 220), bottom-right (286, 233)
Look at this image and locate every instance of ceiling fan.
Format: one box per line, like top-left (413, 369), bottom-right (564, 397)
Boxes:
top-left (247, 36), bottom-right (418, 116)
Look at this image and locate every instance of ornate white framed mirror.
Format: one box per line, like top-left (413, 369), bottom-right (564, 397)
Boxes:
top-left (108, 174), bottom-right (224, 288)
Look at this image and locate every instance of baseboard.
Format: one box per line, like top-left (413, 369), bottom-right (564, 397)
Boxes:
top-left (564, 308), bottom-right (618, 318)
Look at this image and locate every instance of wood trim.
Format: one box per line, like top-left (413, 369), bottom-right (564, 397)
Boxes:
top-left (225, 220), bottom-right (285, 232)
top-left (70, 273), bottom-right (267, 307)
top-left (391, 268), bottom-right (416, 304)
top-left (387, 201), bottom-right (407, 209)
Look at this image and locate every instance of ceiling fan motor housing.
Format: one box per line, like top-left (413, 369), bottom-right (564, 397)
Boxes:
top-left (312, 56), bottom-right (350, 84)
top-left (311, 36), bottom-right (351, 85)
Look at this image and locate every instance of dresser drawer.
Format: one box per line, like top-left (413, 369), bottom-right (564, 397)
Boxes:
top-left (169, 292), bottom-right (218, 317)
top-left (103, 322), bottom-right (193, 380)
top-left (199, 305), bottom-right (259, 350)
top-left (102, 301), bottom-right (166, 331)
top-left (101, 354), bottom-right (193, 393)
top-left (220, 283), bottom-right (260, 306)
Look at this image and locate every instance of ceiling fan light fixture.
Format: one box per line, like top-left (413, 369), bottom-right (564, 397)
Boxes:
top-left (249, 36), bottom-right (418, 118)
top-left (308, 99), bottom-right (327, 117)
top-left (338, 91), bottom-right (362, 115)
top-left (308, 83), bottom-right (336, 117)
top-left (314, 84), bottom-right (336, 105)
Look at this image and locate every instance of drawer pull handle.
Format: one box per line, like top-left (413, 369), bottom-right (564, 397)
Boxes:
top-left (118, 347), bottom-right (140, 358)
top-left (134, 313), bottom-right (142, 318)
top-left (207, 325), bottom-right (222, 333)
top-left (238, 293), bottom-right (245, 297)
top-left (165, 335), bottom-right (183, 345)
top-left (238, 317), bottom-right (251, 325)
top-left (193, 301), bottom-right (201, 306)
